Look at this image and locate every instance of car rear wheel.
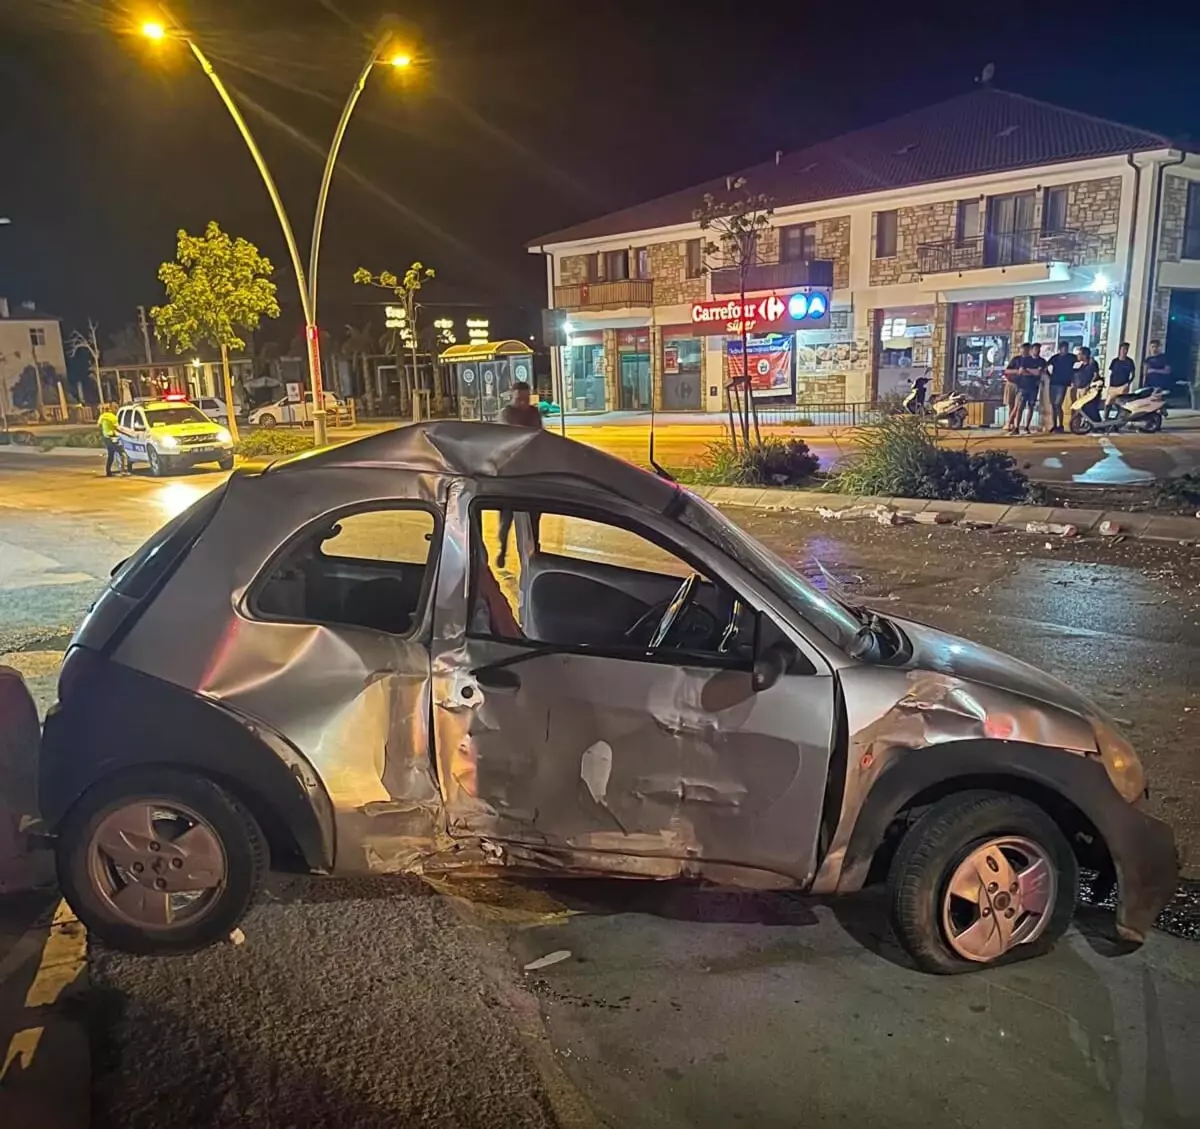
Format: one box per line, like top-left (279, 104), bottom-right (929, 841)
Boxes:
top-left (887, 791), bottom-right (1077, 974)
top-left (56, 768), bottom-right (267, 954)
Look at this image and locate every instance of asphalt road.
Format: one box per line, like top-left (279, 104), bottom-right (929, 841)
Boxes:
top-left (1, 452), bottom-right (1198, 1128)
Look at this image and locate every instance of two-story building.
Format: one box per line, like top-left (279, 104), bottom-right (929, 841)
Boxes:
top-left (0, 297), bottom-right (69, 417)
top-left (530, 87), bottom-right (1200, 416)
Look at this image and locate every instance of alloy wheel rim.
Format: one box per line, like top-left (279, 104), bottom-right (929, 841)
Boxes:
top-left (88, 800), bottom-right (227, 929)
top-left (940, 836), bottom-right (1057, 962)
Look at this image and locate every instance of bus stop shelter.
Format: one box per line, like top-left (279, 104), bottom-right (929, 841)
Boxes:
top-left (438, 340), bottom-right (534, 422)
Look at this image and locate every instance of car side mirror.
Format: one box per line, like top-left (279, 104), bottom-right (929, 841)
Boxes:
top-left (752, 640), bottom-right (796, 692)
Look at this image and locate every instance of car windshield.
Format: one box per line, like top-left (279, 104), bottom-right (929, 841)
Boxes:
top-left (679, 493), bottom-right (862, 653)
top-left (146, 406), bottom-right (209, 426)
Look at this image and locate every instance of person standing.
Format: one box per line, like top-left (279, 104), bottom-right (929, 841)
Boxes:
top-left (1028, 342), bottom-right (1048, 432)
top-left (496, 381), bottom-right (543, 568)
top-left (1106, 342), bottom-right (1136, 416)
top-left (1004, 343), bottom-right (1040, 435)
top-left (1045, 341), bottom-right (1076, 434)
top-left (1143, 340), bottom-right (1172, 392)
top-left (1002, 348), bottom-right (1024, 433)
top-left (1074, 346), bottom-right (1100, 391)
top-left (97, 408), bottom-right (128, 477)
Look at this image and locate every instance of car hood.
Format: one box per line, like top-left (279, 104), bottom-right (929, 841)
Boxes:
top-left (892, 616), bottom-right (1100, 721)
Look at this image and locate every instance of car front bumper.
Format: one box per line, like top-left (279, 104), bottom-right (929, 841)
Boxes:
top-left (1098, 797), bottom-right (1180, 943)
top-left (166, 445), bottom-right (233, 466)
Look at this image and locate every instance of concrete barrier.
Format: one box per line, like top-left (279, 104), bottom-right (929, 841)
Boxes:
top-left (0, 666), bottom-right (53, 893)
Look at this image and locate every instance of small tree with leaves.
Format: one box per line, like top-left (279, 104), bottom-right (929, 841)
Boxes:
top-left (151, 221), bottom-right (279, 441)
top-left (694, 178), bottom-right (774, 449)
top-left (354, 262), bottom-right (436, 416)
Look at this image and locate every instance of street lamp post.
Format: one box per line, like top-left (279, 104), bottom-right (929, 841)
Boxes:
top-left (141, 16), bottom-right (409, 446)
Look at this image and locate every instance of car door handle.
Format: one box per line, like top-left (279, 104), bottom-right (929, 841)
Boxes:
top-left (473, 667), bottom-right (522, 692)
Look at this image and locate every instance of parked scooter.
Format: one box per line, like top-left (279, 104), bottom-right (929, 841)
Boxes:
top-left (931, 390), bottom-right (968, 429)
top-left (1069, 379), bottom-right (1166, 434)
top-left (900, 373), bottom-right (931, 415)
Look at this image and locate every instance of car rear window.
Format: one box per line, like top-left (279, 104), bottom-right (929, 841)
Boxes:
top-left (111, 484), bottom-right (228, 599)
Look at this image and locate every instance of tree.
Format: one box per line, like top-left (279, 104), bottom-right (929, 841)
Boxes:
top-left (67, 318), bottom-right (105, 404)
top-left (354, 262), bottom-right (436, 416)
top-left (341, 322), bottom-right (377, 412)
top-left (151, 221), bottom-right (280, 442)
top-left (694, 178), bottom-right (774, 450)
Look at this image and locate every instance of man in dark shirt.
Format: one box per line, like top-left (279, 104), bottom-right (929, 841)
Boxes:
top-left (1106, 342), bottom-right (1136, 417)
top-left (1143, 340), bottom-right (1172, 392)
top-left (497, 381), bottom-right (543, 568)
top-left (1004, 343), bottom-right (1041, 434)
top-left (1045, 341), bottom-right (1076, 434)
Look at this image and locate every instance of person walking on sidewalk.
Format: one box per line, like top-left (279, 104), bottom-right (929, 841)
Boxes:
top-left (496, 381), bottom-right (542, 569)
top-left (1046, 341), bottom-right (1076, 434)
top-left (98, 408), bottom-right (129, 477)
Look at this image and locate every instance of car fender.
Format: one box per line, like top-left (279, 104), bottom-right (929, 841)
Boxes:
top-left (826, 738), bottom-right (1177, 943)
top-left (40, 657), bottom-right (335, 873)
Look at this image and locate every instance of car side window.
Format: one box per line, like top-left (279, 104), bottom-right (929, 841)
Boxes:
top-left (133, 410), bottom-right (147, 430)
top-left (251, 505), bottom-right (439, 637)
top-left (117, 408), bottom-right (130, 429)
top-left (469, 504), bottom-right (756, 664)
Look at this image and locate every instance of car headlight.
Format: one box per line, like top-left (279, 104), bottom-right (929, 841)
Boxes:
top-left (1093, 719), bottom-right (1146, 803)
top-left (216, 428), bottom-right (232, 444)
top-left (159, 435), bottom-right (179, 449)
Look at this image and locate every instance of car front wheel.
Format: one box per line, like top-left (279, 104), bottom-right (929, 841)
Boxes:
top-left (56, 768), bottom-right (267, 954)
top-left (258, 413), bottom-right (277, 429)
top-left (147, 446), bottom-right (166, 476)
top-left (887, 790), bottom-right (1077, 974)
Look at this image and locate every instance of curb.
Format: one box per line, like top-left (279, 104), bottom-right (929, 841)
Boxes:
top-left (0, 446), bottom-right (101, 459)
top-left (688, 485), bottom-right (1200, 544)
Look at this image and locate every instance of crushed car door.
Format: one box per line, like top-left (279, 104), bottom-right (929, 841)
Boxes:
top-left (430, 485), bottom-right (838, 886)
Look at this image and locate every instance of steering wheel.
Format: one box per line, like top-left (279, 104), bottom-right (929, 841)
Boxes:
top-left (644, 573), bottom-right (699, 651)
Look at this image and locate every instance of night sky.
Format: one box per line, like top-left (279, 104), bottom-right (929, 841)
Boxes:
top-left (2, 0), bottom-right (1198, 346)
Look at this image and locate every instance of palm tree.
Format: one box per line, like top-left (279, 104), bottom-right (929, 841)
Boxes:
top-left (342, 323), bottom-right (376, 413)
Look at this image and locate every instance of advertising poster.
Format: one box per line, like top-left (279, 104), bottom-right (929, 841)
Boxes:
top-left (726, 334), bottom-right (795, 399)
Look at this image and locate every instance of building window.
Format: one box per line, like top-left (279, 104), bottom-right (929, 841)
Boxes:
top-left (29, 327), bottom-right (46, 348)
top-left (604, 249), bottom-right (630, 281)
top-left (685, 238), bottom-right (704, 278)
top-left (874, 211), bottom-right (898, 258)
top-left (1184, 181), bottom-right (1200, 260)
top-left (1043, 186), bottom-right (1068, 233)
top-left (632, 246), bottom-right (650, 279)
top-left (585, 253), bottom-right (601, 283)
top-left (780, 223), bottom-right (817, 263)
top-left (956, 199), bottom-right (980, 244)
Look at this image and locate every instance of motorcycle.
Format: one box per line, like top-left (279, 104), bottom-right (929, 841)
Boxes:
top-left (900, 374), bottom-right (932, 416)
top-left (901, 375), bottom-right (968, 429)
top-left (1068, 379), bottom-right (1166, 435)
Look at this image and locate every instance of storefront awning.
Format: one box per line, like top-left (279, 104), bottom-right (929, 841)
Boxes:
top-left (438, 340), bottom-right (533, 363)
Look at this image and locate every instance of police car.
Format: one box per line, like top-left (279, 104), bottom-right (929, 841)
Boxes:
top-left (117, 395), bottom-right (235, 476)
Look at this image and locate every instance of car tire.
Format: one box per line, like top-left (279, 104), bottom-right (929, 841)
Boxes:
top-left (56, 768), bottom-right (267, 955)
top-left (887, 790), bottom-right (1077, 975)
top-left (146, 446), bottom-right (164, 476)
top-left (258, 414), bottom-right (277, 429)
top-left (218, 455), bottom-right (234, 470)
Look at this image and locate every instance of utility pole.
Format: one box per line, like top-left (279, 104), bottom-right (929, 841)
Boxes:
top-left (137, 305), bottom-right (154, 364)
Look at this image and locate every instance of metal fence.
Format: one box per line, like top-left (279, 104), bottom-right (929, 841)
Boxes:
top-left (750, 398), bottom-right (1008, 430)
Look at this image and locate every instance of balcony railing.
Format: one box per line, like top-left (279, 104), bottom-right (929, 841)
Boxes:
top-left (553, 279), bottom-right (654, 309)
top-left (917, 229), bottom-right (1079, 275)
top-left (711, 258), bottom-right (834, 295)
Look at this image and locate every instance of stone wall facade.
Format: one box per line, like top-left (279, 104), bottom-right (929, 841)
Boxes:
top-left (869, 201), bottom-right (957, 285)
top-left (1057, 176), bottom-right (1121, 267)
top-left (560, 254), bottom-right (590, 286)
top-left (1158, 174), bottom-right (1189, 263)
top-left (647, 241), bottom-right (706, 306)
top-left (814, 216), bottom-right (851, 288)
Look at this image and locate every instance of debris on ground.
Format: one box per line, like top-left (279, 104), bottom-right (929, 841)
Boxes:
top-left (1099, 519), bottom-right (1122, 536)
top-left (228, 927), bottom-right (245, 946)
top-left (1027, 521), bottom-right (1078, 537)
top-left (523, 950), bottom-right (572, 972)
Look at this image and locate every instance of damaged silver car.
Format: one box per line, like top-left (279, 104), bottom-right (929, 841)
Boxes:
top-left (39, 422), bottom-right (1177, 972)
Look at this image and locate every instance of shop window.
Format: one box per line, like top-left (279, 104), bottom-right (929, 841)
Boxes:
top-left (956, 199), bottom-right (980, 244)
top-left (1184, 182), bottom-right (1200, 260)
top-left (563, 342), bottom-right (606, 412)
top-left (685, 238), bottom-right (704, 278)
top-left (874, 211), bottom-right (898, 258)
top-left (1042, 187), bottom-right (1068, 234)
top-left (781, 223), bottom-right (817, 263)
top-left (604, 250), bottom-right (630, 281)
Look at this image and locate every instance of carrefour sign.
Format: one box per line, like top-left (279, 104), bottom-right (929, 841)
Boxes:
top-left (689, 289), bottom-right (830, 336)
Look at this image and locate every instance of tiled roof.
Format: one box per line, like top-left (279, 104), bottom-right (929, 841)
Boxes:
top-left (531, 88), bottom-right (1172, 247)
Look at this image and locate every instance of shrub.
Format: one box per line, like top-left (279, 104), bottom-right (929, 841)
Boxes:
top-left (833, 413), bottom-right (1029, 503)
top-left (686, 436), bottom-right (820, 487)
top-left (236, 429), bottom-right (315, 459)
top-left (1155, 471), bottom-right (1200, 510)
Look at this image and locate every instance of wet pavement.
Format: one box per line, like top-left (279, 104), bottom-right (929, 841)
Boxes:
top-left (2, 452), bottom-right (1198, 1128)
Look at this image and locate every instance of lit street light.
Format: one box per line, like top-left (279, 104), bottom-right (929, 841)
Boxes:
top-left (139, 13), bottom-right (412, 446)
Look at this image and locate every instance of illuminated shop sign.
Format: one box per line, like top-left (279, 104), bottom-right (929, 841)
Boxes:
top-left (689, 289), bottom-right (830, 336)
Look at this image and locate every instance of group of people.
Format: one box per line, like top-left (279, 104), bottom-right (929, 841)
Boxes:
top-left (1003, 339), bottom-right (1172, 435)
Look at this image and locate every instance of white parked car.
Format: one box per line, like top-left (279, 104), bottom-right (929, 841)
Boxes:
top-left (249, 391), bottom-right (341, 429)
top-left (192, 396), bottom-right (241, 427)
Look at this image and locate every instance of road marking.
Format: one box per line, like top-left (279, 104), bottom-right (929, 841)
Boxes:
top-left (24, 901), bottom-right (86, 1008)
top-left (1, 1027), bottom-right (43, 1080)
